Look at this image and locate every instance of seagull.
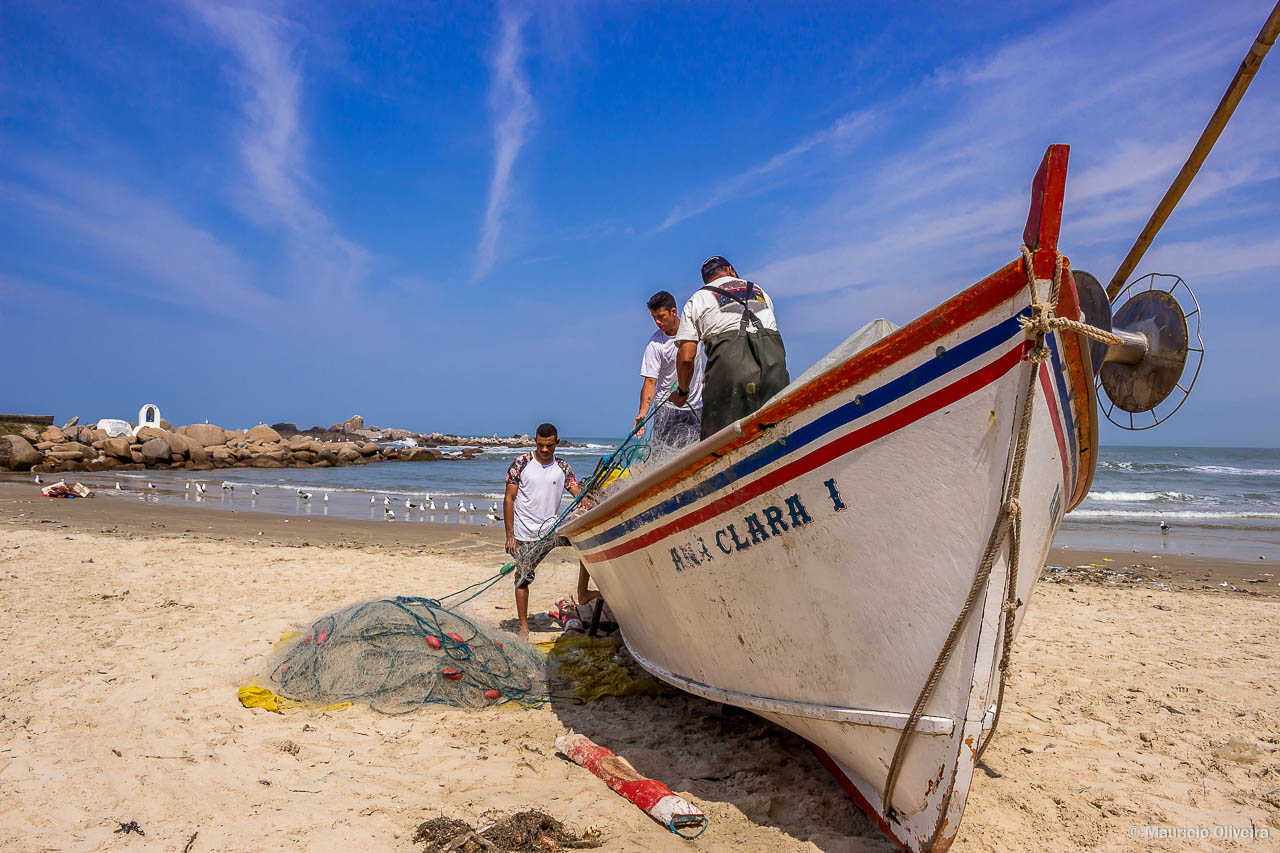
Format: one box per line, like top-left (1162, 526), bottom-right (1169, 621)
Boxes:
top-left (185, 482), bottom-right (191, 491)
top-left (469, 502), bottom-right (477, 512)
top-left (251, 488), bottom-right (259, 497)
top-left (428, 500), bottom-right (436, 511)
top-left (1160, 521), bottom-right (1170, 533)
top-left (370, 495), bottom-right (376, 505)
top-left (384, 509), bottom-right (395, 521)
top-left (299, 491), bottom-right (312, 502)
top-left (195, 482), bottom-right (207, 495)
top-left (222, 482), bottom-right (234, 492)
top-left (34, 475), bottom-right (43, 484)
top-left (405, 498), bottom-right (415, 510)
top-left (486, 513), bottom-right (500, 523)
top-left (443, 501), bottom-right (450, 511)
top-left (425, 493), bottom-right (432, 502)
top-left (459, 503), bottom-right (468, 514)
top-left (490, 503), bottom-right (498, 514)
top-left (147, 482), bottom-right (156, 490)
top-left (383, 496), bottom-right (391, 508)
top-left (323, 493), bottom-right (329, 502)
top-left (115, 482), bottom-right (122, 491)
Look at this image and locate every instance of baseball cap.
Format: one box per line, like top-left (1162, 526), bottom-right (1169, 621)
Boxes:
top-left (700, 255), bottom-right (732, 278)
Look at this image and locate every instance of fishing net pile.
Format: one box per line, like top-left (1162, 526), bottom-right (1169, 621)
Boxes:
top-left (266, 595), bottom-right (545, 713)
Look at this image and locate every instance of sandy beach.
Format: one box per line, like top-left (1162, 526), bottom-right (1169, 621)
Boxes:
top-left (1, 482), bottom-right (1277, 852)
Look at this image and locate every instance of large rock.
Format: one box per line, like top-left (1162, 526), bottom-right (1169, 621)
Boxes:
top-left (335, 444), bottom-right (362, 463)
top-left (139, 437), bottom-right (171, 464)
top-left (341, 415), bottom-right (364, 433)
top-left (179, 424), bottom-right (227, 447)
top-left (209, 446), bottom-right (235, 466)
top-left (46, 448), bottom-right (85, 462)
top-left (287, 435), bottom-right (316, 452)
top-left (103, 437), bottom-right (133, 460)
top-left (358, 442), bottom-right (380, 457)
top-left (0, 435), bottom-right (41, 470)
top-left (404, 447), bottom-right (443, 462)
top-left (245, 425), bottom-right (282, 443)
top-left (84, 428), bottom-right (108, 444)
top-left (292, 450), bottom-right (318, 464)
top-left (251, 455), bottom-right (286, 468)
top-left (39, 426), bottom-right (66, 444)
top-left (136, 426), bottom-right (169, 442)
top-left (223, 429), bottom-right (245, 443)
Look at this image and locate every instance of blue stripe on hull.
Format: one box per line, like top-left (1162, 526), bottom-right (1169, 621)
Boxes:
top-left (577, 306), bottom-right (1032, 551)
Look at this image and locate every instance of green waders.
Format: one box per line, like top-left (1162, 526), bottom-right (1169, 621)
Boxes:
top-left (698, 283), bottom-right (790, 439)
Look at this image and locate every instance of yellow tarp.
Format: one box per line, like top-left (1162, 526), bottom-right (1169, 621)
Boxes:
top-left (237, 683), bottom-right (351, 714)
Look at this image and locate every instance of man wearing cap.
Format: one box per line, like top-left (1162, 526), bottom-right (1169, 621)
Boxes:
top-left (669, 256), bottom-right (789, 439)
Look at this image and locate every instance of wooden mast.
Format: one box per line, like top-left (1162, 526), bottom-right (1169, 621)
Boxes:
top-left (1107, 1), bottom-right (1280, 300)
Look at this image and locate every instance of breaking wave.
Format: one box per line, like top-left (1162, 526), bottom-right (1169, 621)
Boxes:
top-left (1085, 490), bottom-right (1193, 502)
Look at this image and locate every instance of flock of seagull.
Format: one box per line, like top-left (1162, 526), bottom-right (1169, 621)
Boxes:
top-left (83, 476), bottom-right (502, 524)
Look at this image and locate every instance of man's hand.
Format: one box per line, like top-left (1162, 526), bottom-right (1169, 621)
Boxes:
top-left (506, 534), bottom-right (518, 557)
top-left (632, 412), bottom-right (647, 434)
top-left (669, 389), bottom-right (688, 407)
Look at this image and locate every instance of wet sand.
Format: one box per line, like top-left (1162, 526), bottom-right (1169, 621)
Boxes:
top-left (1, 483), bottom-right (1277, 851)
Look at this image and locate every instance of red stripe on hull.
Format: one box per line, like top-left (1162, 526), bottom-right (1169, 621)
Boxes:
top-left (1039, 362), bottom-right (1071, 493)
top-left (582, 342), bottom-right (1030, 564)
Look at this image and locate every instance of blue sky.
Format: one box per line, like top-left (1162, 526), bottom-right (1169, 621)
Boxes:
top-left (2, 1), bottom-right (1277, 445)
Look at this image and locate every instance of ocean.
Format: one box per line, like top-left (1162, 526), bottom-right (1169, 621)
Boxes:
top-left (27, 443), bottom-right (1280, 560)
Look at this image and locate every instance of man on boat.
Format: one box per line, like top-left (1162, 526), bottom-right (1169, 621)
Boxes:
top-left (504, 423), bottom-right (584, 641)
top-left (635, 290), bottom-right (705, 452)
top-left (669, 256), bottom-right (789, 439)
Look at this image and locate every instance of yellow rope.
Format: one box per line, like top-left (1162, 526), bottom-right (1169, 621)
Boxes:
top-left (881, 246), bottom-right (1117, 817)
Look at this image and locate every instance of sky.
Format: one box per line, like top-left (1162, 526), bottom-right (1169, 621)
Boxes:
top-left (1, 0), bottom-right (1277, 446)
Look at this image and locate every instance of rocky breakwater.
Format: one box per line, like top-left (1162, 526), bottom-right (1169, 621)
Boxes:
top-left (0, 421), bottom-right (480, 474)
top-left (267, 414), bottom-right (545, 449)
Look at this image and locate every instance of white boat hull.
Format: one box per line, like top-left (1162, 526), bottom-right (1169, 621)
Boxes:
top-left (560, 147), bottom-right (1097, 851)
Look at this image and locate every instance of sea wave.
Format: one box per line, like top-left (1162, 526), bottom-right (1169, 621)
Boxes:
top-left (1070, 509), bottom-right (1280, 520)
top-left (1187, 465), bottom-right (1280, 476)
top-left (1085, 490), bottom-right (1193, 503)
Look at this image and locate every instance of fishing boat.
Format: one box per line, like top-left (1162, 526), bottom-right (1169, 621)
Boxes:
top-left (558, 144), bottom-right (1204, 851)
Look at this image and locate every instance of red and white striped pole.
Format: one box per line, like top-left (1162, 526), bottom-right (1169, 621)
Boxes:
top-left (556, 732), bottom-right (708, 838)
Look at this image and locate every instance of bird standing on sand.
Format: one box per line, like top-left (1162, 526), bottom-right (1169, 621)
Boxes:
top-left (222, 482), bottom-right (234, 493)
top-left (486, 512), bottom-right (499, 524)
top-left (196, 482), bottom-right (207, 495)
top-left (115, 482), bottom-right (122, 491)
top-left (185, 482), bottom-right (191, 491)
top-left (323, 493), bottom-right (329, 502)
top-left (443, 501), bottom-right (450, 511)
top-left (385, 509), bottom-right (395, 521)
top-left (34, 475), bottom-right (43, 484)
top-left (370, 495), bottom-right (376, 505)
top-left (383, 496), bottom-right (391, 508)
top-left (147, 482), bottom-right (156, 490)
top-left (469, 502), bottom-right (477, 512)
top-left (459, 503), bottom-right (468, 514)
top-left (428, 500), bottom-right (436, 511)
top-left (490, 503), bottom-right (498, 514)
top-left (251, 488), bottom-right (259, 496)
top-left (299, 491), bottom-right (312, 502)
top-left (405, 498), bottom-right (415, 510)
top-left (1160, 521), bottom-right (1170, 533)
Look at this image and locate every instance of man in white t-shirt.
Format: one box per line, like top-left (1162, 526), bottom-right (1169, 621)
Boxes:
top-left (669, 255), bottom-right (789, 439)
top-left (634, 290), bottom-right (705, 451)
top-left (504, 422), bottom-right (581, 640)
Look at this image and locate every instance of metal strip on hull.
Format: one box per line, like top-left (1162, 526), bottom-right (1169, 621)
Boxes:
top-left (623, 634), bottom-right (957, 736)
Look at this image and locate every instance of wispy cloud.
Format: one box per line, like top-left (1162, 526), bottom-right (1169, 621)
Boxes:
top-left (657, 110), bottom-right (877, 232)
top-left (188, 1), bottom-right (369, 301)
top-left (475, 5), bottom-right (536, 280)
top-left (716, 1), bottom-right (1279, 336)
top-left (0, 158), bottom-right (283, 323)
